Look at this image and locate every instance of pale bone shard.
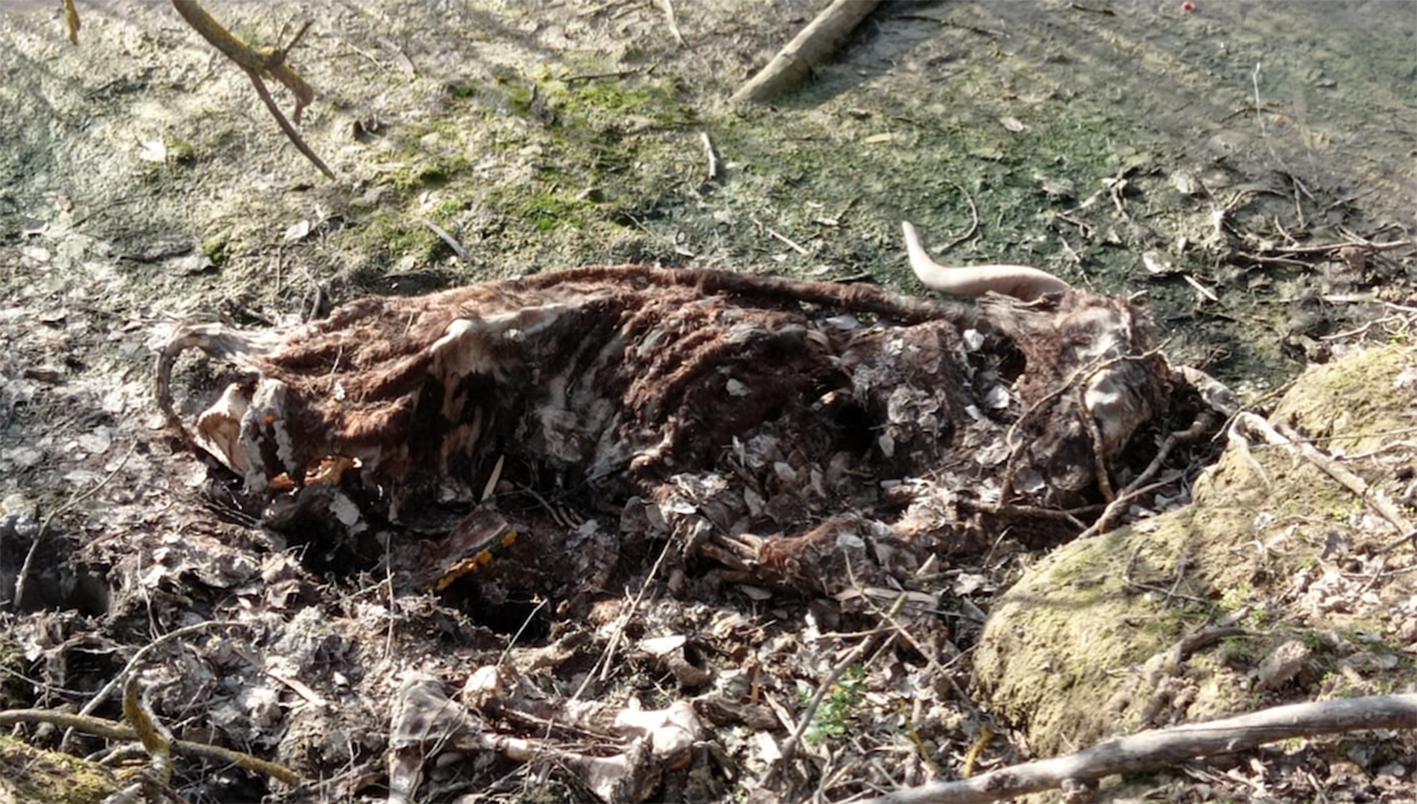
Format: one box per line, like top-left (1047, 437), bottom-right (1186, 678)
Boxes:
top-left (902, 220), bottom-right (1073, 302)
top-left (194, 382), bottom-right (249, 474)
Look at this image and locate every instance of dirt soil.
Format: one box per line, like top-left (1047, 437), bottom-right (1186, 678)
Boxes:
top-left (1, 1), bottom-right (1416, 803)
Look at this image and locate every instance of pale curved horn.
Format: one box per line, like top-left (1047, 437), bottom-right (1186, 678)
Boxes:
top-left (901, 221), bottom-right (1071, 301)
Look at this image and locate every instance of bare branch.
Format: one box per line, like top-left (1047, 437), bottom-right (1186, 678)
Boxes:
top-left (858, 694), bottom-right (1417, 804)
top-left (169, 0), bottom-right (335, 179)
top-left (730, 0), bottom-right (881, 105)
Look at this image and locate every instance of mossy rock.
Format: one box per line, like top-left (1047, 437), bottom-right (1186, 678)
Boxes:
top-left (0, 735), bottom-right (123, 804)
top-left (973, 345), bottom-right (1417, 759)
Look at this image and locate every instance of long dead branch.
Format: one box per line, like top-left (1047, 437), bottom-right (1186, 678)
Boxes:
top-left (857, 693), bottom-right (1417, 804)
top-left (730, 0), bottom-right (881, 105)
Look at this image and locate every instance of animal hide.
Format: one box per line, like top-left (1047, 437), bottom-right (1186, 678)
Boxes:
top-left (156, 264), bottom-right (1173, 595)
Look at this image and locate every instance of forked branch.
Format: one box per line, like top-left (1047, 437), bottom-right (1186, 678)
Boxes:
top-left (169, 0), bottom-right (335, 179)
top-left (66, 0), bottom-right (335, 177)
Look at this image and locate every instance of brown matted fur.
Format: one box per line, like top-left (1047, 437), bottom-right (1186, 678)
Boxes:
top-left (156, 264), bottom-right (1172, 593)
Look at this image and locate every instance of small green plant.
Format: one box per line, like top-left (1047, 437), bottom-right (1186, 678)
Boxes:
top-left (1299, 630), bottom-right (1329, 651)
top-left (1219, 636), bottom-right (1257, 665)
top-left (1218, 581), bottom-right (1252, 614)
top-left (201, 232), bottom-right (229, 267)
top-left (517, 191), bottom-right (589, 232)
top-left (1247, 606), bottom-right (1271, 628)
top-left (798, 665), bottom-right (866, 744)
top-left (164, 137), bottom-right (197, 165)
top-left (390, 154), bottom-right (470, 191)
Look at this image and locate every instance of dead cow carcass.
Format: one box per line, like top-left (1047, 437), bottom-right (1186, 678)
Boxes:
top-left (156, 239), bottom-right (1172, 594)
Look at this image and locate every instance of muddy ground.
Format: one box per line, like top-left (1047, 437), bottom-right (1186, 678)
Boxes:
top-left (1, 1), bottom-right (1416, 802)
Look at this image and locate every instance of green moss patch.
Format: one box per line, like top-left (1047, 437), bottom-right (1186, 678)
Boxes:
top-left (974, 345), bottom-right (1417, 756)
top-left (0, 736), bottom-right (122, 804)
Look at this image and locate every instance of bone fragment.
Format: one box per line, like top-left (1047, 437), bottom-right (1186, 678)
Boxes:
top-left (902, 220), bottom-right (1072, 301)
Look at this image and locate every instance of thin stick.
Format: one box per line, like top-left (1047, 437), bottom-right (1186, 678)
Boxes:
top-left (1, 708), bottom-right (299, 785)
top-left (64, 0), bottom-right (80, 43)
top-left (767, 226), bottom-right (810, 255)
top-left (169, 0), bottom-right (335, 179)
top-left (1236, 413), bottom-right (1415, 539)
top-left (1272, 238), bottom-right (1411, 256)
top-left (1076, 378), bottom-right (1116, 501)
top-left (700, 131), bottom-right (719, 182)
top-left (1251, 62), bottom-right (1267, 139)
top-left (497, 597), bottom-right (550, 668)
top-left (574, 533), bottom-right (679, 697)
top-left (778, 593), bottom-right (907, 766)
top-left (1080, 471), bottom-right (1180, 534)
top-left (1079, 412), bottom-right (1216, 538)
top-left (244, 67), bottom-right (336, 180)
top-left (76, 621), bottom-right (250, 721)
top-left (855, 579), bottom-right (978, 708)
top-left (935, 182), bottom-right (981, 253)
top-left (418, 217), bottom-right (470, 262)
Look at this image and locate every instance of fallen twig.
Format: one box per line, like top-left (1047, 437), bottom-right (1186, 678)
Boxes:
top-left (730, 0), bottom-right (882, 105)
top-left (418, 218), bottom-right (470, 262)
top-left (700, 131), bottom-right (719, 182)
top-left (767, 226), bottom-right (810, 255)
top-left (851, 566), bottom-right (980, 711)
top-left (1122, 561), bottom-right (1217, 609)
top-left (1270, 238), bottom-right (1411, 257)
top-left (244, 60), bottom-right (336, 180)
top-left (575, 533), bottom-right (680, 696)
top-left (1079, 410), bottom-right (1217, 538)
top-left (1, 707), bottom-right (300, 786)
top-left (777, 593), bottom-right (906, 767)
top-left (63, 0), bottom-right (80, 43)
top-left (897, 15), bottom-right (1004, 39)
top-left (580, 0), bottom-right (634, 19)
top-left (933, 182), bottom-right (981, 254)
top-left (1076, 376), bottom-right (1117, 502)
top-left (121, 673), bottom-right (191, 803)
top-left (1235, 413), bottom-right (1416, 540)
top-left (1182, 273), bottom-right (1220, 303)
top-left (857, 694), bottom-right (1417, 804)
top-left (73, 621), bottom-right (250, 729)
top-left (1235, 251), bottom-right (1313, 268)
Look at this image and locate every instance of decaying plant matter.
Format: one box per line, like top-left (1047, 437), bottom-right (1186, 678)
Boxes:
top-left (156, 257), bottom-right (1188, 600)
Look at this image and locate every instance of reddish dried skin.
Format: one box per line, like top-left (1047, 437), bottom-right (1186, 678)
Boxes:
top-left (157, 264), bottom-right (1169, 593)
